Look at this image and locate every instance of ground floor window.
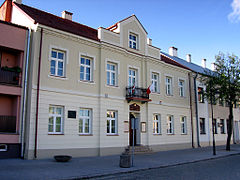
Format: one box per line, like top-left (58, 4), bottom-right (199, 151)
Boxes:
top-left (220, 119), bottom-right (225, 134)
top-left (180, 116), bottom-right (187, 134)
top-left (48, 105), bottom-right (64, 134)
top-left (213, 119), bottom-right (218, 134)
top-left (200, 118), bottom-right (206, 134)
top-left (167, 115), bottom-right (174, 134)
top-left (107, 110), bottom-right (117, 134)
top-left (153, 114), bottom-right (161, 134)
top-left (79, 108), bottom-right (92, 134)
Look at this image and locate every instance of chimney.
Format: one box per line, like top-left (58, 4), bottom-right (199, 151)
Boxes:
top-left (1, 0), bottom-right (12, 22)
top-left (202, 59), bottom-right (206, 68)
top-left (169, 47), bottom-right (178, 57)
top-left (147, 38), bottom-right (152, 45)
top-left (211, 63), bottom-right (216, 71)
top-left (186, 54), bottom-right (191, 63)
top-left (13, 0), bottom-right (22, 4)
top-left (62, 11), bottom-right (73, 21)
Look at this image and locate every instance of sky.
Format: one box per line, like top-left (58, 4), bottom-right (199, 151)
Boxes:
top-left (2, 0), bottom-right (240, 68)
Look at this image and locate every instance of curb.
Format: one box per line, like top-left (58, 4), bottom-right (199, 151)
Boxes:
top-left (66, 152), bottom-right (240, 180)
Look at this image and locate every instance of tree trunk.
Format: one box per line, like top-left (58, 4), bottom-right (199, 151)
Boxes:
top-left (226, 103), bottom-right (233, 151)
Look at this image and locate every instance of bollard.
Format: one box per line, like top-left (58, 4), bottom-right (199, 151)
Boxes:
top-left (119, 154), bottom-right (131, 168)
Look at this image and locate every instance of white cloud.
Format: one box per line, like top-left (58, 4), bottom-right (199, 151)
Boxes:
top-left (228, 0), bottom-right (240, 23)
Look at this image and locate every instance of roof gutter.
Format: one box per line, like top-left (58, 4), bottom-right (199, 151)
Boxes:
top-left (34, 28), bottom-right (43, 159)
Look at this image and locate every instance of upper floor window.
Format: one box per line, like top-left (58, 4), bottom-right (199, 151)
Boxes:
top-left (179, 80), bottom-right (185, 97)
top-left (151, 73), bottom-right (159, 93)
top-left (167, 115), bottom-right (174, 134)
top-left (129, 33), bottom-right (137, 49)
top-left (48, 105), bottom-right (64, 134)
top-left (50, 49), bottom-right (65, 77)
top-left (128, 68), bottom-right (137, 87)
top-left (153, 114), bottom-right (161, 134)
top-left (166, 76), bottom-right (173, 95)
top-left (79, 108), bottom-right (92, 134)
top-left (107, 62), bottom-right (117, 86)
top-left (198, 87), bottom-right (204, 103)
top-left (80, 56), bottom-right (92, 81)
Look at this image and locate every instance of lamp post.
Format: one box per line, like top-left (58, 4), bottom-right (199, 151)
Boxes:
top-left (210, 81), bottom-right (216, 155)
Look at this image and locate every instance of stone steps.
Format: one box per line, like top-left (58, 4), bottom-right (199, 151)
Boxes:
top-left (124, 145), bottom-right (153, 155)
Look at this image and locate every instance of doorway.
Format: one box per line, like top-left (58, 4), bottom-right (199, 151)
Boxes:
top-left (129, 113), bottom-right (140, 146)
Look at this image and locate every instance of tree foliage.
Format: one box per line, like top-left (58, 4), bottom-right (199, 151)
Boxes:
top-left (202, 52), bottom-right (240, 151)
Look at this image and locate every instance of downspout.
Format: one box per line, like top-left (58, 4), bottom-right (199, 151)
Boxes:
top-left (20, 28), bottom-right (31, 158)
top-left (194, 73), bottom-right (201, 147)
top-left (188, 72), bottom-right (194, 148)
top-left (34, 28), bottom-right (43, 159)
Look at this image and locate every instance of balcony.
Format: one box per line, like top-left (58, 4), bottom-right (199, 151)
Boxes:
top-left (126, 86), bottom-right (151, 103)
top-left (0, 116), bottom-right (16, 133)
top-left (0, 69), bottom-right (20, 86)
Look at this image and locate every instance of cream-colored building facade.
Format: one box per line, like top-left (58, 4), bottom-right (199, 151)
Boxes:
top-left (7, 1), bottom-right (194, 159)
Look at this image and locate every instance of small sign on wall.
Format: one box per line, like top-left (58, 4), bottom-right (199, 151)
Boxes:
top-left (68, 110), bottom-right (76, 119)
top-left (141, 122), bottom-right (146, 133)
top-left (124, 121), bottom-right (129, 133)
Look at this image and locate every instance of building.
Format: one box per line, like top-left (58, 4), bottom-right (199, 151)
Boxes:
top-left (0, 18), bottom-right (29, 158)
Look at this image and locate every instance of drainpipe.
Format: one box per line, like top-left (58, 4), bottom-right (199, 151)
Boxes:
top-left (34, 28), bottom-right (43, 159)
top-left (193, 73), bottom-right (201, 147)
top-left (188, 72), bottom-right (194, 148)
top-left (20, 28), bottom-right (31, 158)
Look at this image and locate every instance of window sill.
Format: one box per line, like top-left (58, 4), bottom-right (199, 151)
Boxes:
top-left (78, 80), bottom-right (95, 84)
top-left (167, 133), bottom-right (174, 135)
top-left (78, 134), bottom-right (93, 136)
top-left (153, 133), bottom-right (162, 135)
top-left (181, 133), bottom-right (188, 135)
top-left (48, 133), bottom-right (64, 135)
top-left (200, 133), bottom-right (206, 135)
top-left (166, 94), bottom-right (173, 97)
top-left (106, 134), bottom-right (119, 136)
top-left (48, 75), bottom-right (68, 80)
top-left (151, 92), bottom-right (160, 95)
top-left (106, 84), bottom-right (119, 89)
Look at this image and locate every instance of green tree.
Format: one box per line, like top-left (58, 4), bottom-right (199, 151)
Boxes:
top-left (202, 52), bottom-right (240, 151)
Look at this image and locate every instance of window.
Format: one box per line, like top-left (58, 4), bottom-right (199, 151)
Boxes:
top-left (198, 87), bottom-right (204, 103)
top-left (80, 56), bottom-right (92, 81)
top-left (167, 115), bottom-right (174, 134)
top-left (129, 33), bottom-right (137, 49)
top-left (219, 98), bottom-right (224, 106)
top-left (107, 62), bottom-right (117, 86)
top-left (220, 119), bottom-right (225, 134)
top-left (213, 119), bottom-right (218, 134)
top-left (107, 111), bottom-right (117, 134)
top-left (50, 49), bottom-right (65, 77)
top-left (128, 68), bottom-right (137, 87)
top-left (151, 73), bottom-right (159, 93)
top-left (49, 105), bottom-right (63, 134)
top-left (180, 116), bottom-right (187, 134)
top-left (200, 118), bottom-right (206, 134)
top-left (179, 80), bottom-right (185, 97)
top-left (227, 119), bottom-right (229, 133)
top-left (79, 108), bottom-right (92, 134)
top-left (166, 76), bottom-right (172, 95)
top-left (153, 114), bottom-right (161, 134)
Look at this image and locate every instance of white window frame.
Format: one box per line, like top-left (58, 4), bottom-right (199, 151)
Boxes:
top-left (151, 72), bottom-right (160, 93)
top-left (179, 79), bottom-right (185, 97)
top-left (106, 62), bottom-right (117, 86)
top-left (153, 114), bottom-right (161, 134)
top-left (200, 118), bottom-right (206, 134)
top-left (167, 115), bottom-right (174, 134)
top-left (180, 116), bottom-right (187, 134)
top-left (128, 68), bottom-right (138, 87)
top-left (48, 105), bottom-right (64, 134)
top-left (80, 56), bottom-right (93, 82)
top-left (166, 76), bottom-right (173, 95)
top-left (107, 110), bottom-right (118, 135)
top-left (50, 49), bottom-right (66, 77)
top-left (79, 108), bottom-right (92, 134)
top-left (129, 33), bottom-right (138, 50)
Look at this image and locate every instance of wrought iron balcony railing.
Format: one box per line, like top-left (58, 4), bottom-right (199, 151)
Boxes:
top-left (126, 86), bottom-right (151, 103)
top-left (0, 115), bottom-right (16, 133)
top-left (0, 69), bottom-right (20, 86)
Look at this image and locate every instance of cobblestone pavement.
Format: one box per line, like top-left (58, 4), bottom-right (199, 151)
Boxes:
top-left (91, 154), bottom-right (240, 180)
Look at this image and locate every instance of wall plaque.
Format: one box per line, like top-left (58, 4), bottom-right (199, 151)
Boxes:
top-left (129, 103), bottom-right (140, 111)
top-left (68, 110), bottom-right (76, 119)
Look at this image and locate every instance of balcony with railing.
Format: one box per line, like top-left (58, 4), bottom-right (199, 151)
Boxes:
top-left (126, 86), bottom-right (151, 103)
top-left (0, 69), bottom-right (20, 86)
top-left (0, 116), bottom-right (16, 133)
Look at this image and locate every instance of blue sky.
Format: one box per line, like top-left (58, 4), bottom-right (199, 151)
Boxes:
top-left (3, 0), bottom-right (239, 68)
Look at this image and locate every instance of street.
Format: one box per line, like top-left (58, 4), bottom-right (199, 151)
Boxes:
top-left (91, 154), bottom-right (240, 180)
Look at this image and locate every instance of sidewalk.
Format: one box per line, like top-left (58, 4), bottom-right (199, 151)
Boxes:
top-left (0, 144), bottom-right (240, 180)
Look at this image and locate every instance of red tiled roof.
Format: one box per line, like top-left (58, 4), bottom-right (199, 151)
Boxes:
top-left (14, 3), bottom-right (99, 41)
top-left (161, 54), bottom-right (191, 70)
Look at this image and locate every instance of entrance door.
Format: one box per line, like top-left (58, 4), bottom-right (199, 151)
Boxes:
top-left (129, 113), bottom-right (137, 146)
